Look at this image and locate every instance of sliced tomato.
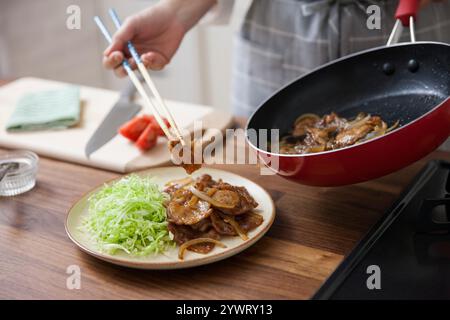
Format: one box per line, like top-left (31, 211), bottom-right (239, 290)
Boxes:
top-left (145, 115), bottom-right (171, 137)
top-left (119, 116), bottom-right (151, 141)
top-left (135, 123), bottom-right (158, 151)
top-left (141, 115), bottom-right (156, 123)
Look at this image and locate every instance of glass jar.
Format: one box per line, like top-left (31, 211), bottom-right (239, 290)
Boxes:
top-left (0, 150), bottom-right (39, 196)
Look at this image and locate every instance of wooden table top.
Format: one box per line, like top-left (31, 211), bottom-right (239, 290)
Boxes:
top-left (1, 80), bottom-right (450, 299)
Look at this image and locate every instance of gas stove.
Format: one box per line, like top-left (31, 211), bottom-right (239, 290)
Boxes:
top-left (314, 160), bottom-right (450, 299)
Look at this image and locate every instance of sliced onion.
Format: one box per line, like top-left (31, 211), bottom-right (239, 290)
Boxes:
top-left (294, 113), bottom-right (320, 126)
top-left (206, 188), bottom-right (217, 197)
top-left (347, 114), bottom-right (371, 129)
top-left (357, 121), bottom-right (388, 144)
top-left (306, 145), bottom-right (325, 153)
top-left (188, 195), bottom-right (199, 208)
top-left (372, 121), bottom-right (387, 138)
top-left (386, 120), bottom-right (400, 133)
top-left (352, 112), bottom-right (366, 122)
top-left (219, 213), bottom-right (249, 241)
top-left (189, 186), bottom-right (236, 209)
top-left (358, 119), bottom-right (399, 143)
top-left (178, 238), bottom-right (227, 260)
top-left (165, 177), bottom-right (194, 188)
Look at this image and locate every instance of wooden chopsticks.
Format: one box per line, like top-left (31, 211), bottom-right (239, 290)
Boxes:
top-left (94, 11), bottom-right (185, 145)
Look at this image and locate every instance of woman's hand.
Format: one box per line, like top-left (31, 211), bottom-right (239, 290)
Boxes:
top-left (103, 0), bottom-right (216, 77)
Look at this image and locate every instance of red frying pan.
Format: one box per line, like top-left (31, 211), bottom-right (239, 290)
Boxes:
top-left (246, 0), bottom-right (450, 186)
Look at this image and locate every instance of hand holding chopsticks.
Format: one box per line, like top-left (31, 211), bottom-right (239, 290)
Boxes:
top-left (94, 11), bottom-right (185, 145)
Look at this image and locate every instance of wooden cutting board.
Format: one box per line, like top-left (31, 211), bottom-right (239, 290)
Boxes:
top-left (0, 77), bottom-right (233, 172)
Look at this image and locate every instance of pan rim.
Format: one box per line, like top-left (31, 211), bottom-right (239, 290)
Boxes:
top-left (245, 41), bottom-right (450, 158)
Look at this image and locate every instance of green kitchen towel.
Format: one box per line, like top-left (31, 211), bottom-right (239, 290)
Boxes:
top-left (6, 86), bottom-right (81, 132)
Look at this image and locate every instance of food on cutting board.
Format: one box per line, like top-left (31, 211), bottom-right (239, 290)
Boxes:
top-left (119, 115), bottom-right (170, 151)
top-left (278, 112), bottom-right (399, 154)
top-left (84, 174), bottom-right (263, 260)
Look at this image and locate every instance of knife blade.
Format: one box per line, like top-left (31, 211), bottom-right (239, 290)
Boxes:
top-left (85, 80), bottom-right (142, 158)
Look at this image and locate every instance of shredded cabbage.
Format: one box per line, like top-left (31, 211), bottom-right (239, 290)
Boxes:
top-left (84, 174), bottom-right (173, 256)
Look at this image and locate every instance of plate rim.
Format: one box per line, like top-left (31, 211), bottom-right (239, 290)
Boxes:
top-left (65, 166), bottom-right (276, 269)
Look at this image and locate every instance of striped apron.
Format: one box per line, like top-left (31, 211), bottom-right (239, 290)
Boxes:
top-left (231, 0), bottom-right (450, 117)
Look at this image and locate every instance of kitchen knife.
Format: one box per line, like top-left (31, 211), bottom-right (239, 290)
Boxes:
top-left (85, 80), bottom-right (142, 158)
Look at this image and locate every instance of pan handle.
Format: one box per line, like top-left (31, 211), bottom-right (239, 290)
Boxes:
top-left (395, 0), bottom-right (420, 27)
top-left (387, 0), bottom-right (420, 46)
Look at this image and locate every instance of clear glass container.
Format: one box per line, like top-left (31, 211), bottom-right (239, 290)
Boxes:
top-left (0, 151), bottom-right (38, 196)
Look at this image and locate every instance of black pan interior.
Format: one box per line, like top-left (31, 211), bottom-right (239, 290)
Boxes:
top-left (247, 42), bottom-right (450, 146)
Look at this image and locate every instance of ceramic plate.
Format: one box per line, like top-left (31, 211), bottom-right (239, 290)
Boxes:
top-left (65, 167), bottom-right (275, 269)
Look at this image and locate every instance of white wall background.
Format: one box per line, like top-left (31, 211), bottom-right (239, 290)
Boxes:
top-left (0, 0), bottom-right (251, 111)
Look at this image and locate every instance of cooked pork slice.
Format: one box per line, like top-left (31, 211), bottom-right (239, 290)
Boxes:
top-left (168, 139), bottom-right (202, 175)
top-left (279, 112), bottom-right (393, 154)
top-left (333, 116), bottom-right (382, 148)
top-left (167, 189), bottom-right (212, 225)
top-left (190, 217), bottom-right (213, 232)
top-left (317, 112), bottom-right (348, 129)
top-left (164, 177), bottom-right (194, 196)
top-left (292, 115), bottom-right (319, 137)
top-left (305, 127), bottom-right (334, 146)
top-left (211, 181), bottom-right (258, 215)
top-left (194, 174), bottom-right (215, 191)
top-left (235, 212), bottom-right (264, 232)
top-left (168, 223), bottom-right (220, 254)
top-left (182, 163), bottom-right (202, 176)
top-left (211, 189), bottom-right (240, 208)
top-left (333, 125), bottom-right (373, 148)
top-left (210, 211), bottom-right (237, 236)
top-left (211, 210), bottom-right (264, 235)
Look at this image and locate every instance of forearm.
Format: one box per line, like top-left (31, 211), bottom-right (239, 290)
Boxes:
top-left (165, 0), bottom-right (217, 31)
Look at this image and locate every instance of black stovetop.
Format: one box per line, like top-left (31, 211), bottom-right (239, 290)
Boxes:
top-left (314, 160), bottom-right (450, 300)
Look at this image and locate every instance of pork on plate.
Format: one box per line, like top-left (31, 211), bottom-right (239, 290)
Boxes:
top-left (164, 174), bottom-right (262, 259)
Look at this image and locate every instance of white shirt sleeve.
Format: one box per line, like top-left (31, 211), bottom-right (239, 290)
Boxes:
top-left (200, 0), bottom-right (235, 25)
